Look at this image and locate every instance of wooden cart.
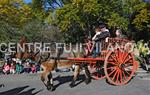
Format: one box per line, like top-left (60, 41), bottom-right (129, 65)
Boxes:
top-left (67, 38), bottom-right (138, 85)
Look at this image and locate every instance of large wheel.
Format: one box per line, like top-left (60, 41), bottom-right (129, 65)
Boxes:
top-left (104, 49), bottom-right (136, 85)
top-left (89, 61), bottom-right (106, 80)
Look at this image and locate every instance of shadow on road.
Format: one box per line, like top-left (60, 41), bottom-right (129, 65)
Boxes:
top-left (0, 84), bottom-right (5, 88)
top-left (141, 64), bottom-right (150, 73)
top-left (0, 85), bottom-right (43, 95)
top-left (53, 74), bottom-right (85, 90)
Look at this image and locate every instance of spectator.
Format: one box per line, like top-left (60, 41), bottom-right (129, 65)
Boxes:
top-left (31, 64), bottom-right (36, 73)
top-left (26, 61), bottom-right (31, 73)
top-left (22, 61), bottom-right (29, 73)
top-left (10, 63), bottom-right (15, 74)
top-left (3, 63), bottom-right (10, 75)
top-left (36, 64), bottom-right (41, 72)
top-left (16, 63), bottom-right (23, 74)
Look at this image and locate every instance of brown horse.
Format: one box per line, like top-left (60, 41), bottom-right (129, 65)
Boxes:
top-left (12, 36), bottom-right (28, 59)
top-left (13, 36), bottom-right (41, 61)
top-left (40, 44), bottom-right (91, 91)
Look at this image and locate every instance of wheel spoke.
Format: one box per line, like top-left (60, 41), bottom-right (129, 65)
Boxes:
top-left (116, 70), bottom-right (120, 84)
top-left (112, 69), bottom-right (118, 81)
top-left (122, 70), bottom-right (127, 80)
top-left (110, 55), bottom-right (119, 64)
top-left (124, 70), bottom-right (131, 76)
top-left (108, 68), bottom-right (116, 76)
top-left (108, 61), bottom-right (117, 66)
top-left (117, 50), bottom-right (123, 63)
top-left (114, 53), bottom-right (120, 63)
top-left (120, 70), bottom-right (123, 83)
top-left (123, 53), bottom-right (129, 63)
top-left (124, 57), bottom-right (133, 64)
top-left (91, 64), bottom-right (106, 80)
top-left (124, 63), bottom-right (133, 68)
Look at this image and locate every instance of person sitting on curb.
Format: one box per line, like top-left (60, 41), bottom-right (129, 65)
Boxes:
top-left (3, 63), bottom-right (10, 75)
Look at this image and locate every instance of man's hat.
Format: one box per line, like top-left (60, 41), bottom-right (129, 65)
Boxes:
top-left (99, 24), bottom-right (106, 29)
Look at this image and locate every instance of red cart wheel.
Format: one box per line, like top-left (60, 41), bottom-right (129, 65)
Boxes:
top-left (104, 49), bottom-right (136, 85)
top-left (89, 62), bottom-right (106, 80)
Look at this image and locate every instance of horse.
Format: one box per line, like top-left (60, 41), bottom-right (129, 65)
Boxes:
top-left (39, 43), bottom-right (92, 91)
top-left (11, 36), bottom-right (41, 62)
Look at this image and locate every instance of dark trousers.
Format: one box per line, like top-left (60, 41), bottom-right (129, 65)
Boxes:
top-left (92, 42), bottom-right (101, 58)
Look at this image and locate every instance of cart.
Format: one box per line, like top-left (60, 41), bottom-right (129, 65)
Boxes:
top-left (67, 38), bottom-right (138, 86)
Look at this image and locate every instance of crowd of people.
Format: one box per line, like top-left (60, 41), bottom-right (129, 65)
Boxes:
top-left (2, 58), bottom-right (41, 75)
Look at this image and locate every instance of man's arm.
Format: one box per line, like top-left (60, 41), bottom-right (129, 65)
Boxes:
top-left (94, 31), bottom-right (110, 41)
top-left (92, 32), bottom-right (101, 41)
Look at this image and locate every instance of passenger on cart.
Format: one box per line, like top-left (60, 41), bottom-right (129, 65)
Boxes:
top-left (84, 37), bottom-right (94, 57)
top-left (92, 24), bottom-right (110, 57)
top-left (115, 29), bottom-right (126, 39)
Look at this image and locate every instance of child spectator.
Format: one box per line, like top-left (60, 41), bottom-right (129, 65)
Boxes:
top-left (3, 63), bottom-right (10, 75)
top-left (16, 63), bottom-right (23, 74)
top-left (26, 61), bottom-right (31, 73)
top-left (36, 64), bottom-right (41, 72)
top-left (31, 64), bottom-right (36, 73)
top-left (10, 63), bottom-right (15, 74)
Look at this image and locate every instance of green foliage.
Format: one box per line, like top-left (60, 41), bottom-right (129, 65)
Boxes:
top-left (31, 0), bottom-right (43, 11)
top-left (0, 0), bottom-right (35, 42)
top-left (31, 0), bottom-right (48, 20)
top-left (22, 19), bottom-right (64, 42)
top-left (0, 0), bottom-right (34, 28)
top-left (108, 13), bottom-right (129, 31)
top-left (0, 20), bottom-right (22, 42)
top-left (61, 0), bottom-right (72, 4)
top-left (132, 7), bottom-right (150, 30)
top-left (47, 0), bottom-right (132, 42)
top-left (0, 0), bottom-right (150, 43)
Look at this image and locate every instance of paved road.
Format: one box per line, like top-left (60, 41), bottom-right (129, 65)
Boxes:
top-left (0, 72), bottom-right (150, 95)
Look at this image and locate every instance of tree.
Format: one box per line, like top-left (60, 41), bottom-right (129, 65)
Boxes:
top-left (22, 19), bottom-right (64, 42)
top-left (0, 0), bottom-right (34, 28)
top-left (132, 3), bottom-right (150, 30)
top-left (108, 13), bottom-right (129, 31)
top-left (0, 0), bottom-right (149, 43)
top-left (46, 0), bottom-right (129, 42)
top-left (0, 0), bottom-right (35, 42)
top-left (45, 0), bottom-right (150, 42)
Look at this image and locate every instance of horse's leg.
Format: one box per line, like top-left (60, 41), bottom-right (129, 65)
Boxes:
top-left (70, 64), bottom-right (80, 88)
top-left (82, 64), bottom-right (91, 84)
top-left (47, 72), bottom-right (54, 91)
top-left (41, 71), bottom-right (49, 87)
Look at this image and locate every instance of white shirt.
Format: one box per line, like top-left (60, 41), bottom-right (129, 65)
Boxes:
top-left (92, 32), bottom-right (101, 41)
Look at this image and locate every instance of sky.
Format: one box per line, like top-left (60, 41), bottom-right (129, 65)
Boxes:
top-left (23, 0), bottom-right (63, 10)
top-left (145, 0), bottom-right (150, 1)
top-left (24, 0), bottom-right (32, 4)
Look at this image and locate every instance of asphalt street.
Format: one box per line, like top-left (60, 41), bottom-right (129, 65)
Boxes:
top-left (0, 72), bottom-right (150, 95)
